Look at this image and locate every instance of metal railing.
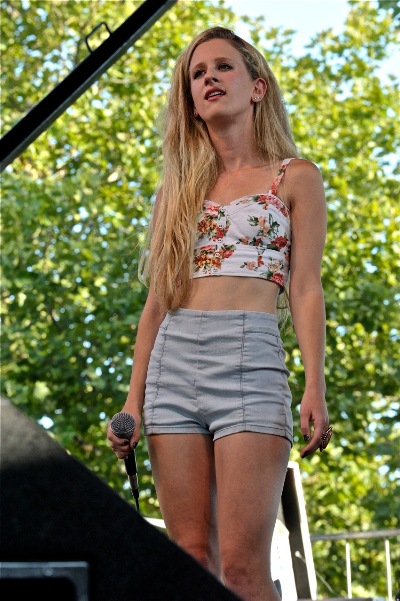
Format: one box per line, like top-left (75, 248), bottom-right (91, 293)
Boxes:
top-left (310, 528), bottom-right (400, 600)
top-left (145, 518), bottom-right (399, 600)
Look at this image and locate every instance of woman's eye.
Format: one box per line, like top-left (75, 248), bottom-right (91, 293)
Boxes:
top-left (192, 63), bottom-right (232, 78)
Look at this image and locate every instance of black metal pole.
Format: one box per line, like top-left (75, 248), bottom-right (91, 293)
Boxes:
top-left (0, 0), bottom-right (177, 171)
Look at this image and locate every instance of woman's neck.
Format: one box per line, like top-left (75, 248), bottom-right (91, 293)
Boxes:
top-left (212, 139), bottom-right (264, 174)
top-left (207, 121), bottom-right (262, 173)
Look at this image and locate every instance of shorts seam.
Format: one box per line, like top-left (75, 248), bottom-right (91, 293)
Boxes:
top-left (149, 322), bottom-right (168, 428)
top-left (194, 313), bottom-right (202, 419)
top-left (281, 369), bottom-right (288, 433)
top-left (213, 424), bottom-right (292, 443)
top-left (276, 335), bottom-right (288, 433)
top-left (145, 425), bottom-right (211, 436)
top-left (240, 313), bottom-right (246, 428)
top-left (275, 335), bottom-right (286, 370)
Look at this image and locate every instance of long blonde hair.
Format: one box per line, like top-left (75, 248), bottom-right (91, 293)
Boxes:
top-left (139, 26), bottom-right (299, 312)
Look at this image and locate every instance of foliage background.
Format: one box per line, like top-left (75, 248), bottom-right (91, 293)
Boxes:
top-left (1, 0), bottom-right (399, 597)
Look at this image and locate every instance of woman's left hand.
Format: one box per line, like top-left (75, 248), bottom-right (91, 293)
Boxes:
top-left (299, 389), bottom-right (330, 458)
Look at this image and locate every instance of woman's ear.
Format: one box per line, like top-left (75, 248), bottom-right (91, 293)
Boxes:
top-left (252, 77), bottom-right (267, 101)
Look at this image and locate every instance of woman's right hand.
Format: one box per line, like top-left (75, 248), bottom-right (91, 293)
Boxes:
top-left (106, 410), bottom-right (142, 460)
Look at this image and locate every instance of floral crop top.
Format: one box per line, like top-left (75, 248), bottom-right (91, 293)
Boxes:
top-left (193, 158), bottom-right (294, 293)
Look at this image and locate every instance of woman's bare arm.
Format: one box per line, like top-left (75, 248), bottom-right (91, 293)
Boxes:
top-left (287, 159), bottom-right (330, 458)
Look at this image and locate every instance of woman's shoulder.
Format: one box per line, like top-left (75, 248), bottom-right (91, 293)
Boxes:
top-left (285, 158), bottom-right (326, 210)
top-left (286, 157), bottom-right (322, 180)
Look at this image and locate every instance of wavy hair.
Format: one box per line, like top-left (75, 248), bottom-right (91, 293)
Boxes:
top-left (139, 26), bottom-right (299, 315)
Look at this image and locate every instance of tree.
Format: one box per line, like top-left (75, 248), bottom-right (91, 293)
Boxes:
top-left (1, 0), bottom-right (237, 516)
top-left (377, 0), bottom-right (400, 24)
top-left (1, 0), bottom-right (399, 596)
top-left (242, 1), bottom-right (400, 595)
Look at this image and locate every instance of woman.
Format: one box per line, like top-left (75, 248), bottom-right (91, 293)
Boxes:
top-left (107, 26), bottom-right (331, 601)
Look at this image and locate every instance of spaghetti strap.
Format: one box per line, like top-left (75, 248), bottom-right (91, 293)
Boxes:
top-left (269, 158), bottom-right (295, 196)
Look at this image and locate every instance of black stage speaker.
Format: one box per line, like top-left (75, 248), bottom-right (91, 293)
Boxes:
top-left (0, 396), bottom-right (240, 601)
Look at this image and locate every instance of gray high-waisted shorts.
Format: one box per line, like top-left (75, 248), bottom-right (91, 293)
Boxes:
top-left (143, 308), bottom-right (293, 444)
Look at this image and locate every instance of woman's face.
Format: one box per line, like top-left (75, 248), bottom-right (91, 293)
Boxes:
top-left (189, 38), bottom-right (261, 125)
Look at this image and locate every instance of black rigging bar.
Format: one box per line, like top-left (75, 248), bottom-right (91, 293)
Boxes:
top-left (0, 0), bottom-right (177, 171)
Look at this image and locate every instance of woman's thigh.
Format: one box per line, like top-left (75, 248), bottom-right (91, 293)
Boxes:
top-left (214, 432), bottom-right (291, 565)
top-left (147, 433), bottom-right (219, 568)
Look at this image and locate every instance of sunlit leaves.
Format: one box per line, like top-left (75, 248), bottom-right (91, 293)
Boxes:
top-left (1, 0), bottom-right (238, 518)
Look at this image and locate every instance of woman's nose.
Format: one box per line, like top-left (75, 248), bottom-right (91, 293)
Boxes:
top-left (205, 72), bottom-right (219, 85)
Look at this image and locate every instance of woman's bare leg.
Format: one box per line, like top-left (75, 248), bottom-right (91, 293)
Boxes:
top-left (215, 432), bottom-right (291, 601)
top-left (147, 433), bottom-right (220, 577)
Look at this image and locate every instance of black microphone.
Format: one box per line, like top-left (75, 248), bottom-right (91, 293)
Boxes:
top-left (110, 411), bottom-right (140, 512)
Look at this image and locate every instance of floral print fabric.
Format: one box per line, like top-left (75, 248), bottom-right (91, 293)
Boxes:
top-left (193, 158), bottom-right (293, 292)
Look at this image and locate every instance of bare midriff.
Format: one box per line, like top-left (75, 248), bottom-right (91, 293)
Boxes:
top-left (182, 276), bottom-right (280, 313)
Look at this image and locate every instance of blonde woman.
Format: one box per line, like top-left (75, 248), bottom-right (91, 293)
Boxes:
top-left (108, 26), bottom-right (331, 601)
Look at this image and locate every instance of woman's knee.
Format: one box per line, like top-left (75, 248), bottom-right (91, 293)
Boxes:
top-left (220, 546), bottom-right (273, 595)
top-left (175, 535), bottom-right (219, 573)
top-left (221, 546), bottom-right (251, 580)
top-left (182, 540), bottom-right (209, 567)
